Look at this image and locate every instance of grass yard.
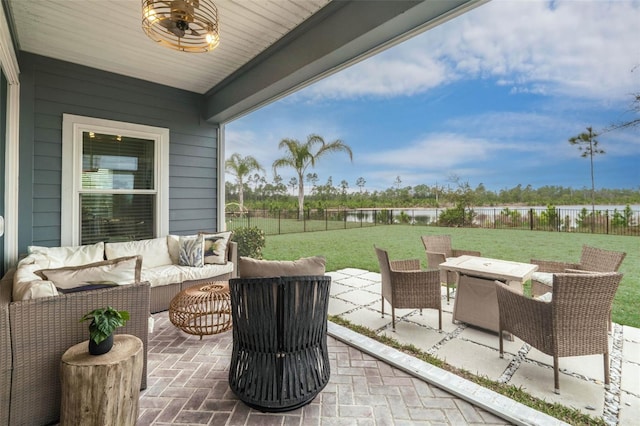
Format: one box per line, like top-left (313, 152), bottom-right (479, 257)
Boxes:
top-left (262, 225), bottom-right (639, 328)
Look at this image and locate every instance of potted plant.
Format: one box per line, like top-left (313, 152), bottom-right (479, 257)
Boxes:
top-left (80, 306), bottom-right (130, 355)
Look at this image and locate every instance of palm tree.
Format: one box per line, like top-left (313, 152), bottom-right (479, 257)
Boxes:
top-left (272, 134), bottom-right (353, 217)
top-left (225, 153), bottom-right (264, 212)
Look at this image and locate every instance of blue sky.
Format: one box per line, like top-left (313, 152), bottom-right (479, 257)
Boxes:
top-left (226, 0), bottom-right (640, 194)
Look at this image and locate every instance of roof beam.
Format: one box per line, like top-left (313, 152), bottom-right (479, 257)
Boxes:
top-left (203, 0), bottom-right (486, 124)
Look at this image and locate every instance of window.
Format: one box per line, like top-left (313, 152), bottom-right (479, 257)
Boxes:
top-left (62, 114), bottom-right (169, 246)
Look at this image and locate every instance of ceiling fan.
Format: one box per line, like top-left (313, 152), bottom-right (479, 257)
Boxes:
top-left (158, 0), bottom-right (199, 38)
top-left (142, 0), bottom-right (220, 52)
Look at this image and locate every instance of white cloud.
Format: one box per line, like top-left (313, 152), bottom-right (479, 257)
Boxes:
top-left (301, 0), bottom-right (640, 101)
top-left (362, 133), bottom-right (497, 169)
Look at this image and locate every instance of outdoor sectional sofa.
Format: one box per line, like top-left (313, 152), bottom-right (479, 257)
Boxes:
top-left (11, 235), bottom-right (238, 313)
top-left (0, 234), bottom-right (237, 425)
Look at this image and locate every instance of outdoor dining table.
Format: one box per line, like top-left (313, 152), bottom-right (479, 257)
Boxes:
top-left (439, 255), bottom-right (538, 334)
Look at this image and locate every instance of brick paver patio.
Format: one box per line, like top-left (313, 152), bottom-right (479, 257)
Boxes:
top-left (139, 311), bottom-right (510, 425)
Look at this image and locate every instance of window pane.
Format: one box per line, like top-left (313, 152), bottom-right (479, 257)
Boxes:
top-left (82, 132), bottom-right (154, 190)
top-left (81, 194), bottom-right (155, 244)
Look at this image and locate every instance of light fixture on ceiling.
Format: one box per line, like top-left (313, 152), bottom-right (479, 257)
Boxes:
top-left (142, 0), bottom-right (220, 53)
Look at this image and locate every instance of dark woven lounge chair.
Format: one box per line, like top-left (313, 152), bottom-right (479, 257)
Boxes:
top-left (228, 275), bottom-right (331, 412)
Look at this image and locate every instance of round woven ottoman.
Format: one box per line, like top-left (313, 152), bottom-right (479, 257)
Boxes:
top-left (169, 281), bottom-right (232, 338)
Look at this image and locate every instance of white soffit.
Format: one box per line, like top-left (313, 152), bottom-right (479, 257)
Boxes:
top-left (8, 0), bottom-right (330, 94)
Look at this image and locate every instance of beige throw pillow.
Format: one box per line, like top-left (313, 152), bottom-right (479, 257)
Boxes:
top-left (36, 255), bottom-right (142, 292)
top-left (239, 256), bottom-right (326, 278)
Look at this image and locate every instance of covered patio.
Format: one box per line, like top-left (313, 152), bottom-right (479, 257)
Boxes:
top-left (2, 2), bottom-right (637, 425)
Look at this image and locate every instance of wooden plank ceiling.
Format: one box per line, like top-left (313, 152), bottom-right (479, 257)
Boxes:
top-left (8, 0), bottom-right (330, 94)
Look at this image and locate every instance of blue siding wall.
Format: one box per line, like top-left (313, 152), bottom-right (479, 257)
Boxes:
top-left (18, 52), bottom-right (220, 252)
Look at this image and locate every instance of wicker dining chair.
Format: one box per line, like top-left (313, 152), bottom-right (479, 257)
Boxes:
top-left (495, 272), bottom-right (623, 394)
top-left (530, 245), bottom-right (626, 297)
top-left (374, 246), bottom-right (442, 330)
top-left (228, 275), bottom-right (331, 412)
top-left (421, 235), bottom-right (481, 303)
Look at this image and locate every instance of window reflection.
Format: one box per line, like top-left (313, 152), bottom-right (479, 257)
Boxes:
top-left (80, 131), bottom-right (156, 244)
top-left (82, 132), bottom-right (154, 190)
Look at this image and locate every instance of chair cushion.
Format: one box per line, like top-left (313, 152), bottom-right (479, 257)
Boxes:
top-left (239, 256), bottom-right (326, 278)
top-left (534, 292), bottom-right (553, 302)
top-left (531, 271), bottom-right (553, 286)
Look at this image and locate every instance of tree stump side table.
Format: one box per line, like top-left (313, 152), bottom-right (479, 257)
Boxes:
top-left (60, 334), bottom-right (143, 426)
top-left (169, 281), bottom-right (232, 338)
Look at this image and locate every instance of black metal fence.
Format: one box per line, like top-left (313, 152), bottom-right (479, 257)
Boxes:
top-left (226, 207), bottom-right (640, 237)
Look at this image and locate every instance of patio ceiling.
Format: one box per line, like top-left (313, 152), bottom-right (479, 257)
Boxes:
top-left (6, 0), bottom-right (486, 122)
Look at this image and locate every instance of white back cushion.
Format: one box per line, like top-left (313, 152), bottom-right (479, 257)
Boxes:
top-left (27, 242), bottom-right (105, 268)
top-left (105, 237), bottom-right (173, 268)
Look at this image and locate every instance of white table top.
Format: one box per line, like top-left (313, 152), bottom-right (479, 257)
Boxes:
top-left (439, 255), bottom-right (538, 283)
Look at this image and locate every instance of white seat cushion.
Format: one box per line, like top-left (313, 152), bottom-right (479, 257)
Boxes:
top-left (534, 292), bottom-right (553, 303)
top-left (531, 271), bottom-right (553, 286)
top-left (141, 264), bottom-right (185, 287)
top-left (179, 263), bottom-right (234, 282)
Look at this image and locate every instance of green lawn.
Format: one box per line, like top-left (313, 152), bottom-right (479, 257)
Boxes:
top-left (262, 225), bottom-right (639, 328)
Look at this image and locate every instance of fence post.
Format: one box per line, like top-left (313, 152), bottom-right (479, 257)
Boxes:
top-left (278, 210), bottom-right (281, 235)
top-left (529, 209), bottom-right (533, 231)
top-left (606, 210), bottom-right (609, 235)
top-left (247, 209), bottom-right (251, 228)
top-left (326, 209), bottom-right (328, 231)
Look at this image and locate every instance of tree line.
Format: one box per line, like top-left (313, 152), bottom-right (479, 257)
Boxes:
top-left (226, 175), bottom-right (640, 212)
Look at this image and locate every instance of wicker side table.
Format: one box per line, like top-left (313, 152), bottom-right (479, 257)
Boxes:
top-left (169, 281), bottom-right (232, 338)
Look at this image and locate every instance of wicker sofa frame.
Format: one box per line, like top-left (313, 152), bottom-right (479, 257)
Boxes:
top-left (421, 235), bottom-right (480, 303)
top-left (496, 272), bottom-right (623, 393)
top-left (228, 275), bottom-right (331, 412)
top-left (1, 269), bottom-right (150, 426)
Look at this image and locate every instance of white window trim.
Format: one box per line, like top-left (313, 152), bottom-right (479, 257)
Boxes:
top-left (217, 124), bottom-right (226, 231)
top-left (1, 4), bottom-right (21, 270)
top-left (61, 114), bottom-right (169, 246)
